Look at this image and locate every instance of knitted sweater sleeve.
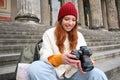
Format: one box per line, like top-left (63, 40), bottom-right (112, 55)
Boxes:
top-left (48, 54), bottom-right (64, 67)
top-left (39, 28), bottom-right (64, 66)
top-left (39, 29), bottom-right (55, 62)
top-left (39, 28), bottom-right (61, 64)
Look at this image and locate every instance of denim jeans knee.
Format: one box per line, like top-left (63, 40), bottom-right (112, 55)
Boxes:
top-left (28, 61), bottom-right (58, 80)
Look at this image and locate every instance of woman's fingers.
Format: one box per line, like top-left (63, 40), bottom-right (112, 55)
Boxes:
top-left (62, 53), bottom-right (86, 74)
top-left (62, 52), bottom-right (76, 64)
top-left (77, 61), bottom-right (86, 74)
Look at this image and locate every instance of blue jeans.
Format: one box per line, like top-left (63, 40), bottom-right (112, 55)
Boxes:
top-left (28, 61), bottom-right (108, 80)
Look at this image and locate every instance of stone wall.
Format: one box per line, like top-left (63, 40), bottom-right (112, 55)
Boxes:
top-left (0, 0), bottom-right (120, 31)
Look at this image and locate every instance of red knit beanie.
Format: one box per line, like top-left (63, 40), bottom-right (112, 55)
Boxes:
top-left (58, 2), bottom-right (77, 21)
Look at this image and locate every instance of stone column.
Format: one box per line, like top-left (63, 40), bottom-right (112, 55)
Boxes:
top-left (116, 0), bottom-right (120, 28)
top-left (101, 0), bottom-right (108, 30)
top-left (40, 0), bottom-right (50, 25)
top-left (106, 0), bottom-right (119, 30)
top-left (15, 0), bottom-right (40, 22)
top-left (78, 0), bottom-right (85, 27)
top-left (89, 0), bottom-right (103, 29)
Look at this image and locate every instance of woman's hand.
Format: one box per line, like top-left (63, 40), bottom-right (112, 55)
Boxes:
top-left (62, 52), bottom-right (85, 74)
top-left (76, 60), bottom-right (86, 74)
top-left (62, 52), bottom-right (76, 65)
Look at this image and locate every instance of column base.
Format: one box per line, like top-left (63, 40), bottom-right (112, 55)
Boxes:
top-left (108, 28), bottom-right (120, 31)
top-left (15, 13), bottom-right (40, 23)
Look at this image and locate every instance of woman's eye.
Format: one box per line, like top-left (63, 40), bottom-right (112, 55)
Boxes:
top-left (72, 20), bottom-right (76, 22)
top-left (64, 18), bottom-right (69, 21)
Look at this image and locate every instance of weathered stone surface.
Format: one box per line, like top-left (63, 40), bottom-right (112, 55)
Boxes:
top-left (89, 0), bottom-right (103, 29)
top-left (0, 21), bottom-right (120, 80)
top-left (106, 0), bottom-right (119, 30)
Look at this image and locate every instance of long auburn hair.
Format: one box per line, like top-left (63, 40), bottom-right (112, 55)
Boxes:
top-left (54, 19), bottom-right (78, 53)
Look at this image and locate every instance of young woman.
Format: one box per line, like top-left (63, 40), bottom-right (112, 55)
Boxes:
top-left (28, 2), bottom-right (108, 80)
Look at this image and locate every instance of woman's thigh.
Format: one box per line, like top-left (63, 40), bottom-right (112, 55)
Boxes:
top-left (27, 61), bottom-right (58, 80)
top-left (69, 68), bottom-right (108, 80)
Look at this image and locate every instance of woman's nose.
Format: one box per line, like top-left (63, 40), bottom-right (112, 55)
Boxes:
top-left (68, 20), bottom-right (74, 26)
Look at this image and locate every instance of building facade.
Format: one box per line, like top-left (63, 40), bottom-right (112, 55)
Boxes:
top-left (0, 0), bottom-right (120, 31)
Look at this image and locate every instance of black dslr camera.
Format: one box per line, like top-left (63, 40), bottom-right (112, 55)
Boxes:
top-left (71, 46), bottom-right (94, 72)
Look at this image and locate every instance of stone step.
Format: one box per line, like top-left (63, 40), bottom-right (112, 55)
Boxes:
top-left (0, 47), bottom-right (21, 54)
top-left (0, 64), bottom-right (16, 80)
top-left (0, 39), bottom-right (40, 45)
top-left (109, 68), bottom-right (120, 80)
top-left (84, 35), bottom-right (120, 39)
top-left (0, 23), bottom-right (45, 29)
top-left (0, 22), bottom-right (50, 33)
top-left (0, 27), bottom-right (42, 32)
top-left (1, 26), bottom-right (41, 30)
top-left (0, 30), bottom-right (43, 35)
top-left (93, 49), bottom-right (120, 61)
top-left (85, 37), bottom-right (120, 42)
top-left (0, 38), bottom-right (119, 46)
top-left (0, 53), bottom-right (20, 66)
top-left (0, 34), bottom-right (41, 39)
top-left (83, 32), bottom-right (120, 37)
top-left (95, 56), bottom-right (120, 79)
top-left (87, 41), bottom-right (120, 46)
top-left (79, 28), bottom-right (120, 37)
top-left (0, 44), bottom-right (24, 52)
top-left (89, 44), bottom-right (120, 52)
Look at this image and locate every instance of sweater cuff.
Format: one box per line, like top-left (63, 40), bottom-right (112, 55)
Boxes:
top-left (48, 54), bottom-right (64, 67)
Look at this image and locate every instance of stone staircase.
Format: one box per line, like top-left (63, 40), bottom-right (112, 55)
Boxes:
top-left (79, 29), bottom-right (120, 80)
top-left (0, 21), bottom-right (120, 80)
top-left (0, 21), bottom-right (50, 80)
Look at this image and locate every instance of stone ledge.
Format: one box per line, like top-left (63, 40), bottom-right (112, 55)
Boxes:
top-left (95, 56), bottom-right (120, 79)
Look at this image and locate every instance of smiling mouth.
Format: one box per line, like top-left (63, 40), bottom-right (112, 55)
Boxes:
top-left (66, 27), bottom-right (72, 29)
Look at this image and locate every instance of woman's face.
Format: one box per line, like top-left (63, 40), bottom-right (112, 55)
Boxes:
top-left (61, 15), bottom-right (77, 32)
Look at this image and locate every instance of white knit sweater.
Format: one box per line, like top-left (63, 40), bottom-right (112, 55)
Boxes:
top-left (39, 27), bottom-right (87, 78)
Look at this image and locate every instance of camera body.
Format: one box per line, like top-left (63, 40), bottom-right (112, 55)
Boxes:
top-left (71, 46), bottom-right (94, 72)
